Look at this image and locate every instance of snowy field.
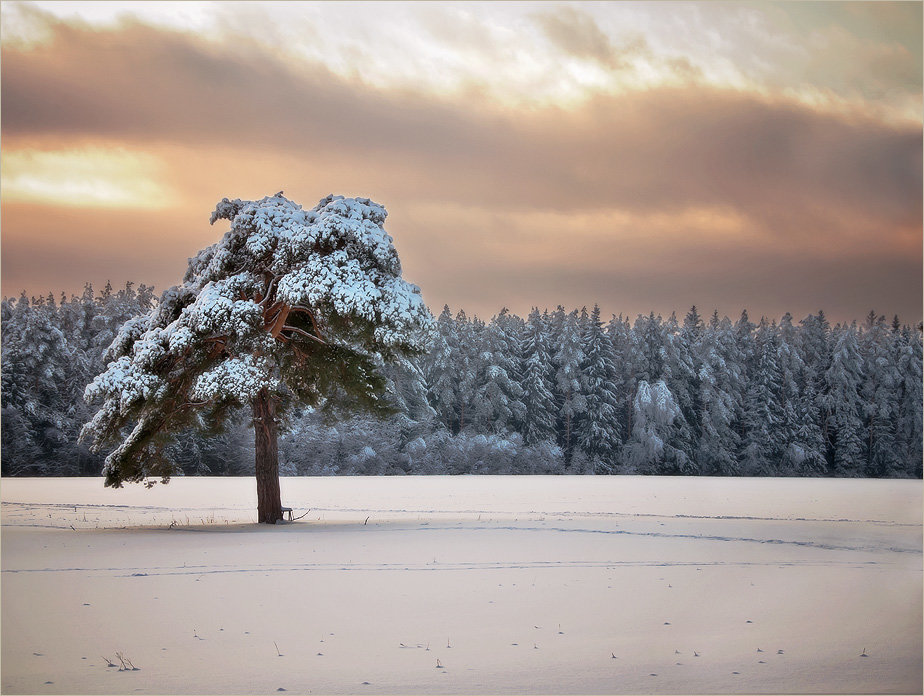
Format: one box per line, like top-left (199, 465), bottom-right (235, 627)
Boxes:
top-left (1, 475), bottom-right (921, 695)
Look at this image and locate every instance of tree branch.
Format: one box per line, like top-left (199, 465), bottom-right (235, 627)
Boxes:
top-left (269, 305), bottom-right (291, 338)
top-left (281, 324), bottom-right (327, 344)
top-left (259, 275), bottom-right (282, 307)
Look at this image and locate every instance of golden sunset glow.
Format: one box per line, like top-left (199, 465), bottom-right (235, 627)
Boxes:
top-left (1, 1), bottom-right (920, 323)
top-left (2, 147), bottom-right (176, 209)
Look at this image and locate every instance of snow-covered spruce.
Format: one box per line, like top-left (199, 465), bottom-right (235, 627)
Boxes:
top-left (81, 193), bottom-right (433, 522)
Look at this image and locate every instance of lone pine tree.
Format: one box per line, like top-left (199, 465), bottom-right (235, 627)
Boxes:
top-left (81, 193), bottom-right (433, 522)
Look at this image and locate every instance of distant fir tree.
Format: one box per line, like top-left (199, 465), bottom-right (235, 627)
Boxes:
top-left (426, 305), bottom-right (461, 432)
top-left (661, 312), bottom-right (697, 470)
top-left (471, 308), bottom-right (526, 435)
top-left (452, 309), bottom-right (479, 433)
top-left (797, 311), bottom-right (832, 454)
top-left (520, 308), bottom-right (557, 445)
top-left (576, 304), bottom-right (622, 473)
top-left (606, 314), bottom-right (633, 445)
top-left (823, 324), bottom-right (866, 476)
top-left (678, 307), bottom-right (706, 454)
top-left (860, 313), bottom-right (901, 477)
top-left (632, 312), bottom-right (666, 383)
top-left (793, 374), bottom-right (828, 475)
top-left (893, 324), bottom-right (923, 477)
top-left (551, 307), bottom-right (586, 460)
top-left (2, 292), bottom-right (92, 475)
top-left (740, 319), bottom-right (785, 475)
top-left (776, 313), bottom-right (820, 475)
top-left (695, 312), bottom-right (743, 475)
top-left (623, 379), bottom-right (687, 473)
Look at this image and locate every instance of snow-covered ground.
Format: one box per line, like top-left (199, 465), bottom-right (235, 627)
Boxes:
top-left (2, 475), bottom-right (921, 694)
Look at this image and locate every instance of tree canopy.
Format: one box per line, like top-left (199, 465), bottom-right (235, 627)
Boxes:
top-left (80, 193), bottom-right (433, 494)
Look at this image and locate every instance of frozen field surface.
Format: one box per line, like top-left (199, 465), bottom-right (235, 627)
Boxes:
top-left (1, 475), bottom-right (921, 695)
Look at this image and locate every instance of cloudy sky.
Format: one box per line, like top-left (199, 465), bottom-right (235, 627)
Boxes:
top-left (2, 1), bottom-right (921, 324)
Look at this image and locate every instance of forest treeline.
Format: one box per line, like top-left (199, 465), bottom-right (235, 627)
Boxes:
top-left (2, 282), bottom-right (921, 478)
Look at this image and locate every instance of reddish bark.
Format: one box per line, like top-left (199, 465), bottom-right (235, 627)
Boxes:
top-left (253, 388), bottom-right (283, 524)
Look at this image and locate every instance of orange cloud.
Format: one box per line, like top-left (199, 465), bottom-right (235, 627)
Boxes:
top-left (1, 14), bottom-right (920, 324)
top-left (2, 146), bottom-right (177, 209)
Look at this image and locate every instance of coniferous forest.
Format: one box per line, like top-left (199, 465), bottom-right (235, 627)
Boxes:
top-left (2, 282), bottom-right (921, 479)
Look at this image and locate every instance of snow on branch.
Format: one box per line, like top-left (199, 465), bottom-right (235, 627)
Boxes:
top-left (81, 192), bottom-right (434, 486)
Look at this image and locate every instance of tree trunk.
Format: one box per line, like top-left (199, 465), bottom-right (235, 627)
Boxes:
top-left (253, 388), bottom-right (283, 524)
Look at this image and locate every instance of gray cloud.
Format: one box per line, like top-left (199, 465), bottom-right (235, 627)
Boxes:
top-left (2, 16), bottom-right (920, 322)
top-left (418, 230), bottom-right (923, 325)
top-left (533, 5), bottom-right (646, 69)
top-left (3, 18), bottom-right (918, 229)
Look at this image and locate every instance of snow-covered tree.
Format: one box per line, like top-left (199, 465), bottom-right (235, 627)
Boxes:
top-left (797, 311), bottom-right (831, 437)
top-left (695, 313), bottom-right (743, 475)
top-left (676, 308), bottom-right (706, 454)
top-left (520, 308), bottom-right (557, 445)
top-left (606, 314), bottom-right (634, 445)
top-left (740, 319), bottom-right (784, 475)
top-left (451, 309), bottom-right (479, 433)
top-left (81, 193), bottom-right (433, 522)
top-left (893, 325), bottom-right (923, 477)
top-left (661, 311), bottom-right (697, 469)
top-left (859, 313), bottom-right (901, 476)
top-left (774, 313), bottom-right (817, 474)
top-left (823, 324), bottom-right (865, 476)
top-left (793, 375), bottom-right (828, 474)
top-left (425, 305), bottom-right (460, 431)
top-left (576, 304), bottom-right (621, 472)
top-left (623, 379), bottom-right (686, 473)
top-left (471, 308), bottom-right (526, 435)
top-left (1, 292), bottom-right (85, 475)
top-left (632, 312), bottom-right (667, 383)
top-left (551, 307), bottom-right (585, 458)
